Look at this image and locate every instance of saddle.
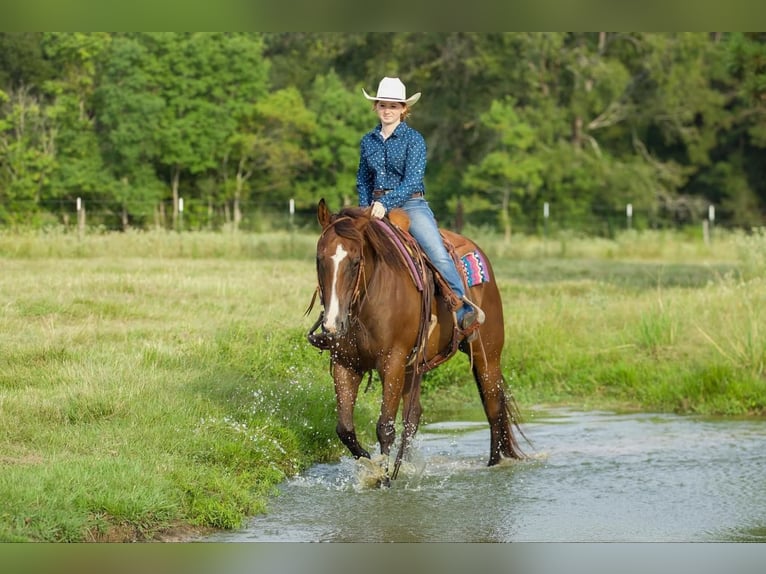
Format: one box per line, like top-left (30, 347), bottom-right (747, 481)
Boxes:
top-left (377, 209), bottom-right (485, 372)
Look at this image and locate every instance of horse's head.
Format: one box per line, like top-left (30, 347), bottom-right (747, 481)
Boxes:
top-left (315, 199), bottom-right (372, 337)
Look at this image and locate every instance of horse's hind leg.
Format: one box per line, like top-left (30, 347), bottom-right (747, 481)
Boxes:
top-left (401, 369), bottom-right (423, 439)
top-left (332, 363), bottom-right (370, 459)
top-left (471, 353), bottom-right (524, 465)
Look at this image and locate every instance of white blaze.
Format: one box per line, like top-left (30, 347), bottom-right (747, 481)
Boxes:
top-left (323, 244), bottom-right (348, 332)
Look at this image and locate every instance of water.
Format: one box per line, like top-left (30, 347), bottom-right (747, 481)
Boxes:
top-left (204, 409), bottom-right (766, 542)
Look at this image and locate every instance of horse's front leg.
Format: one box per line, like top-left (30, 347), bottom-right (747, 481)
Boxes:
top-left (332, 362), bottom-right (370, 459)
top-left (391, 369), bottom-right (423, 480)
top-left (376, 354), bottom-right (407, 458)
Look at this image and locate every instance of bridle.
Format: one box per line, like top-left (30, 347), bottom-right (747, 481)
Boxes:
top-left (308, 215), bottom-right (368, 323)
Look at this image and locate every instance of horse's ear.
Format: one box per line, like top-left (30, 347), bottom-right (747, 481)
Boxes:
top-left (317, 198), bottom-right (331, 228)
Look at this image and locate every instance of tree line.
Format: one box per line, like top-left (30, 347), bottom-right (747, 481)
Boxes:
top-left (1, 32), bottom-right (764, 234)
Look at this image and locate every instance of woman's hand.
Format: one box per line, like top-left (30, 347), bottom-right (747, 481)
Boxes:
top-left (371, 201), bottom-right (387, 219)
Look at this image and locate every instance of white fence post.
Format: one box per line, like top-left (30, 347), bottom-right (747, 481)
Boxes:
top-left (77, 197), bottom-right (85, 239)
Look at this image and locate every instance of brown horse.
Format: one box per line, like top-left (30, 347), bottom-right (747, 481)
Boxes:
top-left (307, 198), bottom-right (525, 479)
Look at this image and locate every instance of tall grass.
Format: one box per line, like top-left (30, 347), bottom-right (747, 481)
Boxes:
top-left (422, 227), bottom-right (766, 416)
top-left (0, 253), bottom-right (366, 542)
top-left (1, 226), bottom-right (765, 541)
top-left (0, 227), bottom-right (318, 260)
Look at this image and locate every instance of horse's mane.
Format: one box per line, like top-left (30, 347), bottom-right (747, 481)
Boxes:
top-left (332, 207), bottom-right (408, 273)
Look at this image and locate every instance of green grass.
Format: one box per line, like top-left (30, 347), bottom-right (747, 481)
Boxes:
top-left (0, 252), bottom-right (362, 542)
top-left (1, 226), bottom-right (765, 541)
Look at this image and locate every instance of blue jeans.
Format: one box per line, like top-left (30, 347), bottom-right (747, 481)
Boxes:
top-left (401, 197), bottom-right (468, 318)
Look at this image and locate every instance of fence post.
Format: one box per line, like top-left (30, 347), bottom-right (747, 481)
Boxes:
top-left (626, 203), bottom-right (633, 230)
top-left (289, 198), bottom-right (295, 256)
top-left (178, 197), bottom-right (184, 233)
top-left (708, 204), bottom-right (715, 244)
top-left (77, 197), bottom-right (85, 240)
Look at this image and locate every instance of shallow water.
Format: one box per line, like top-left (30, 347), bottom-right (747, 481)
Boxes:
top-left (204, 409), bottom-right (766, 542)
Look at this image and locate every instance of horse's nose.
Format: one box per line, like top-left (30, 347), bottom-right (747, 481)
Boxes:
top-left (323, 320), bottom-right (336, 334)
top-left (323, 315), bottom-right (348, 335)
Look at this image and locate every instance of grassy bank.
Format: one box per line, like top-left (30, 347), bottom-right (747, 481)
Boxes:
top-left (1, 227), bottom-right (764, 541)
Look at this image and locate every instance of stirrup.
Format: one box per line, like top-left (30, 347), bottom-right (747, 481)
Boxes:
top-left (461, 296), bottom-right (485, 325)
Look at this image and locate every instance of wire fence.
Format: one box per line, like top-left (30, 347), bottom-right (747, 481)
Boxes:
top-left (1, 196), bottom-right (736, 240)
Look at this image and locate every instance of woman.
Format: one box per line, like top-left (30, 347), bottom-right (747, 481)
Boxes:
top-left (356, 76), bottom-right (482, 337)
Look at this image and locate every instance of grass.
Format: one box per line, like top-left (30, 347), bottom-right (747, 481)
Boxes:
top-left (1, 225), bottom-right (765, 541)
top-left (0, 251), bottom-right (354, 542)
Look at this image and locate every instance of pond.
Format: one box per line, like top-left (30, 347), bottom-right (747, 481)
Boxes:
top-left (203, 409), bottom-right (766, 542)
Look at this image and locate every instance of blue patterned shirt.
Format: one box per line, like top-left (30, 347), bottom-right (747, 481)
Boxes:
top-left (356, 121), bottom-right (426, 211)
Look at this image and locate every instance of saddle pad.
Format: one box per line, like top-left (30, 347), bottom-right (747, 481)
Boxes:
top-left (461, 250), bottom-right (490, 286)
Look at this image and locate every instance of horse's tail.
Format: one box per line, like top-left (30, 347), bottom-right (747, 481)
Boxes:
top-left (502, 378), bottom-right (532, 460)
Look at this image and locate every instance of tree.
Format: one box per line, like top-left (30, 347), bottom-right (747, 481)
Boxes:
top-left (303, 70), bottom-right (371, 207)
top-left (0, 86), bottom-right (57, 224)
top-left (146, 32), bottom-right (269, 229)
top-left (2, 32), bottom-right (765, 231)
top-left (39, 33), bottom-right (115, 225)
top-left (463, 97), bottom-right (545, 239)
top-left (0, 33), bottom-right (55, 93)
top-left (224, 87), bottom-right (315, 230)
top-left (719, 33), bottom-right (766, 224)
top-left (94, 34), bottom-right (166, 229)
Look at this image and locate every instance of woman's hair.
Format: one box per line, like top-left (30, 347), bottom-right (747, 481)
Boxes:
top-left (373, 101), bottom-right (411, 121)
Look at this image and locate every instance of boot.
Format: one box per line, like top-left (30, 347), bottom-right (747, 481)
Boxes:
top-left (459, 308), bottom-right (480, 343)
top-left (458, 296), bottom-right (485, 343)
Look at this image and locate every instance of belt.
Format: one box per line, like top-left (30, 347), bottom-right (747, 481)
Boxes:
top-left (372, 190), bottom-right (424, 199)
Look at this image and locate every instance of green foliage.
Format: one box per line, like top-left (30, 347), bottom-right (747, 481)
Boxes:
top-left (632, 299), bottom-right (677, 354)
top-left (0, 85), bottom-right (57, 224)
top-left (1, 32), bottom-right (765, 232)
top-left (304, 70), bottom-right (371, 206)
top-left (0, 33), bottom-right (55, 91)
top-left (726, 32), bottom-right (766, 143)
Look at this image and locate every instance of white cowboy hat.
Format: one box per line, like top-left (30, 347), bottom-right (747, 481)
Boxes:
top-left (362, 76), bottom-right (421, 105)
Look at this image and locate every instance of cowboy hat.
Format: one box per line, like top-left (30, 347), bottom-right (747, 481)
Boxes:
top-left (362, 77), bottom-right (421, 105)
